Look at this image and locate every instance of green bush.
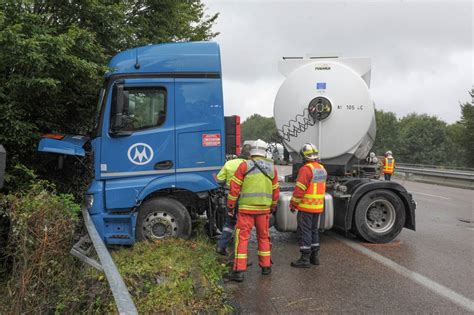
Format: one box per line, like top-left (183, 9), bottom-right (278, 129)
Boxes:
top-left (0, 179), bottom-right (230, 313)
top-left (0, 179), bottom-right (81, 313)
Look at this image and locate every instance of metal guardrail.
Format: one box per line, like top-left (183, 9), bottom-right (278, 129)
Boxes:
top-left (81, 206), bottom-right (138, 315)
top-left (396, 166), bottom-right (474, 180)
top-left (397, 162), bottom-right (474, 172)
top-left (395, 165), bottom-right (474, 189)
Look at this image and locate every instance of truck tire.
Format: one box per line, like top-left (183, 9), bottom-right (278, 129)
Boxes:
top-left (136, 197), bottom-right (192, 241)
top-left (353, 189), bottom-right (405, 243)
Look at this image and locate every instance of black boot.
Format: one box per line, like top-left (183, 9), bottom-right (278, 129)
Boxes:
top-left (226, 271), bottom-right (244, 282)
top-left (290, 251), bottom-right (311, 268)
top-left (261, 267), bottom-right (272, 275)
top-left (310, 249), bottom-right (320, 265)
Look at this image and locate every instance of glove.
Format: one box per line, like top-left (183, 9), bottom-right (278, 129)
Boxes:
top-left (227, 208), bottom-right (235, 217)
top-left (289, 204), bottom-right (296, 213)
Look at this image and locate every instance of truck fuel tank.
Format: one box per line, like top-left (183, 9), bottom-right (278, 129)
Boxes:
top-left (274, 190), bottom-right (334, 232)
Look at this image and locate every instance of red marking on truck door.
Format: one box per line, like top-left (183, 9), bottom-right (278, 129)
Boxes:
top-left (202, 134), bottom-right (221, 147)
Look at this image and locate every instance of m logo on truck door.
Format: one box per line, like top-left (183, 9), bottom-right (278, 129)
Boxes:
top-left (127, 143), bottom-right (154, 165)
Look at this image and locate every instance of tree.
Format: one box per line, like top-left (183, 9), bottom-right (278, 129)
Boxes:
top-left (241, 114), bottom-right (280, 144)
top-left (459, 102), bottom-right (474, 167)
top-left (372, 110), bottom-right (399, 157)
top-left (397, 113), bottom-right (450, 165)
top-left (0, 0), bottom-right (218, 194)
top-left (445, 122), bottom-right (466, 167)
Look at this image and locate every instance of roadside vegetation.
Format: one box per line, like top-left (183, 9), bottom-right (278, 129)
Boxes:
top-left (0, 170), bottom-right (230, 313)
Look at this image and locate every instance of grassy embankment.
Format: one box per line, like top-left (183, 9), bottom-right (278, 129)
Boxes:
top-left (0, 179), bottom-right (231, 313)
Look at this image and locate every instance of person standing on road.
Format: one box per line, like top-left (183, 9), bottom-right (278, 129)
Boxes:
top-left (226, 139), bottom-right (280, 282)
top-left (290, 143), bottom-right (327, 268)
top-left (382, 151), bottom-right (395, 181)
top-left (215, 144), bottom-right (251, 255)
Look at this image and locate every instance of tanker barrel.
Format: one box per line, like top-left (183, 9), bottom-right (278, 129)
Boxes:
top-left (273, 56), bottom-right (376, 176)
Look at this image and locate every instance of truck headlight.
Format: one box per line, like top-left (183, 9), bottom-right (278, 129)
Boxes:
top-left (85, 194), bottom-right (94, 209)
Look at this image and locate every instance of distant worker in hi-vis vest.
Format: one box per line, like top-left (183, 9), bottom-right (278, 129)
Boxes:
top-left (226, 139), bottom-right (280, 282)
top-left (382, 151), bottom-right (395, 181)
top-left (215, 144), bottom-right (251, 256)
top-left (290, 143), bottom-right (327, 268)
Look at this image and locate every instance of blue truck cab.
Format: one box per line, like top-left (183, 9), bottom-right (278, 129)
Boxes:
top-left (39, 42), bottom-right (237, 245)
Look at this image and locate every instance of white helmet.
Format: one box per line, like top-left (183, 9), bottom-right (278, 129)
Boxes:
top-left (385, 150), bottom-right (393, 157)
top-left (300, 143), bottom-right (319, 161)
top-left (369, 152), bottom-right (376, 158)
top-left (249, 139), bottom-right (268, 157)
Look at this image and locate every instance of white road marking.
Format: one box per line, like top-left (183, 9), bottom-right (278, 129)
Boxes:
top-left (331, 233), bottom-right (474, 312)
top-left (411, 191), bottom-right (452, 200)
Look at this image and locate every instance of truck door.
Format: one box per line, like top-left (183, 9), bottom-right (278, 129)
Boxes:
top-left (100, 78), bottom-right (175, 210)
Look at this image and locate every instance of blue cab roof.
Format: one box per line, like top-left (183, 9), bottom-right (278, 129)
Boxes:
top-left (107, 41), bottom-right (221, 75)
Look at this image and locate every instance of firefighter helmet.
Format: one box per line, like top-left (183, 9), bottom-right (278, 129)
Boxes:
top-left (300, 143), bottom-right (319, 161)
top-left (249, 139), bottom-right (268, 157)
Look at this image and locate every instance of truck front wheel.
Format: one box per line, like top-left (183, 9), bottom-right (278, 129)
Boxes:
top-left (353, 190), bottom-right (405, 243)
top-left (136, 197), bottom-right (192, 241)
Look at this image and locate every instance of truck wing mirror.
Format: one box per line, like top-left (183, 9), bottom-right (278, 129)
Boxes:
top-left (110, 82), bottom-right (132, 137)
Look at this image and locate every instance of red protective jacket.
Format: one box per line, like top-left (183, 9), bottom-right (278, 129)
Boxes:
top-left (290, 161), bottom-right (327, 212)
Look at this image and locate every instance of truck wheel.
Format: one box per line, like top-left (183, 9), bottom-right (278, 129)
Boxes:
top-left (353, 189), bottom-right (405, 243)
top-left (136, 197), bottom-right (192, 241)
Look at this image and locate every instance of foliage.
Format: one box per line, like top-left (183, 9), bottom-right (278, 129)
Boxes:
top-left (373, 109), bottom-right (471, 167)
top-left (0, 177), bottom-right (230, 313)
top-left (0, 0), bottom-right (218, 196)
top-left (0, 179), bottom-right (80, 313)
top-left (397, 113), bottom-right (450, 165)
top-left (241, 114), bottom-right (280, 143)
top-left (51, 235), bottom-right (231, 313)
top-left (445, 122), bottom-right (466, 167)
top-left (459, 102), bottom-right (474, 167)
top-left (111, 237), bottom-right (230, 313)
top-left (372, 110), bottom-right (400, 156)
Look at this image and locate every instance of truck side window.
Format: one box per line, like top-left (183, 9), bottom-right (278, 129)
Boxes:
top-left (121, 88), bottom-right (166, 131)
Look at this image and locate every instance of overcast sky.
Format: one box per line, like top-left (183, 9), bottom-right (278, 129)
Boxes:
top-left (203, 0), bottom-right (473, 124)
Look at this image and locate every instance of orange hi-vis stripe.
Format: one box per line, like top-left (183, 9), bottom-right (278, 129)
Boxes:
top-left (298, 162), bottom-right (326, 213)
top-left (384, 158), bottom-right (395, 174)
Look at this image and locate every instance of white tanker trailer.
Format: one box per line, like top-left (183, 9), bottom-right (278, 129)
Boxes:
top-left (273, 56), bottom-right (416, 243)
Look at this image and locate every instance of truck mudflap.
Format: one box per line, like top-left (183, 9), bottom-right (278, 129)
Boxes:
top-left (37, 134), bottom-right (89, 157)
top-left (274, 190), bottom-right (334, 232)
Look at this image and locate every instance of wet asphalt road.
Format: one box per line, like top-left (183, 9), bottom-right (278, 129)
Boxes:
top-left (226, 167), bottom-right (474, 314)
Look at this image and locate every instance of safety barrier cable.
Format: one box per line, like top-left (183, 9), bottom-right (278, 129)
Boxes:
top-left (82, 206), bottom-right (138, 315)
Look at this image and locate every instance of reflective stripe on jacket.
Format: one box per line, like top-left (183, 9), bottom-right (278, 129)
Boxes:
top-left (216, 158), bottom-right (245, 186)
top-left (291, 162), bottom-right (327, 213)
top-left (227, 157), bottom-right (280, 214)
top-left (383, 157), bottom-right (395, 174)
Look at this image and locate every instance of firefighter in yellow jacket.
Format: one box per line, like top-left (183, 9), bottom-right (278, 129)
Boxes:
top-left (290, 143), bottom-right (327, 268)
top-left (215, 144), bottom-right (251, 255)
top-left (226, 139), bottom-right (280, 282)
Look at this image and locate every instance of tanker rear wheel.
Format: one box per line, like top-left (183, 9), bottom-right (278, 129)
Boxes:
top-left (353, 190), bottom-right (405, 243)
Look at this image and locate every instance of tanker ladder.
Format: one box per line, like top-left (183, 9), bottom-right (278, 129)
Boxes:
top-left (70, 206), bottom-right (138, 315)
